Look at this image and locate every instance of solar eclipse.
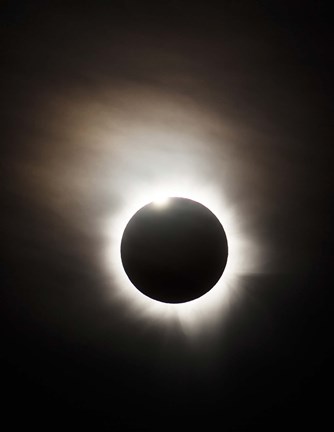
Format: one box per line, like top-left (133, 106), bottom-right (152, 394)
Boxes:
top-left (121, 197), bottom-right (228, 304)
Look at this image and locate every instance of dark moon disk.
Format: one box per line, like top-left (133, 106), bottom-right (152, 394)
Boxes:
top-left (120, 197), bottom-right (228, 304)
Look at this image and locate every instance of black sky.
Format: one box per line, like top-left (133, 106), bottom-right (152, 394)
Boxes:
top-left (1, 1), bottom-right (333, 429)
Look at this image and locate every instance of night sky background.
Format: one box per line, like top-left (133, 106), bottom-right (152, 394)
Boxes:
top-left (1, 1), bottom-right (333, 429)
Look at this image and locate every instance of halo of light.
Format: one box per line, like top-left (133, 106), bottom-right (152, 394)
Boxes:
top-left (101, 175), bottom-right (253, 336)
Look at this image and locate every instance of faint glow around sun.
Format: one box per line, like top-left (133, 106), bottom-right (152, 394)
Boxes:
top-left (33, 82), bottom-right (265, 340)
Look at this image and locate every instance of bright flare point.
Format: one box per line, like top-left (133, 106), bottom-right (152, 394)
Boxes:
top-left (153, 196), bottom-right (169, 207)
